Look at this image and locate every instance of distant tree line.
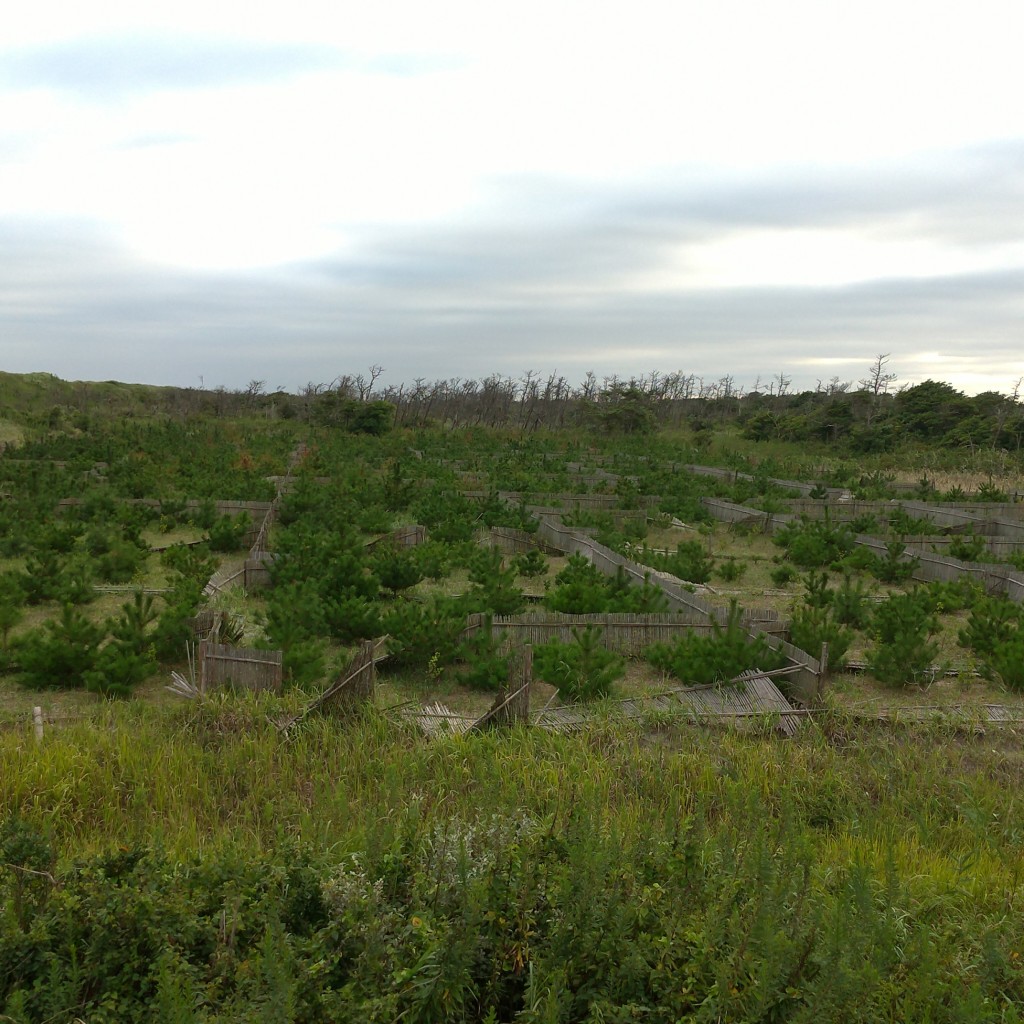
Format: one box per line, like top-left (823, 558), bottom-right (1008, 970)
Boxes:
top-left (6, 362), bottom-right (1024, 453)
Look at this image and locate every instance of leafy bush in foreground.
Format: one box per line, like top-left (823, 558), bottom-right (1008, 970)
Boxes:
top-left (4, 764), bottom-right (1021, 1023)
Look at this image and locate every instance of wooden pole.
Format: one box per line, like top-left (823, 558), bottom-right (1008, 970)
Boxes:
top-left (33, 706), bottom-right (43, 742)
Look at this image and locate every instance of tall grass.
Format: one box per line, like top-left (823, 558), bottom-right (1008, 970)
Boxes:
top-left (4, 699), bottom-right (1024, 1019)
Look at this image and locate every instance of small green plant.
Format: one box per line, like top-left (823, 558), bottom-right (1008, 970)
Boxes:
top-left (769, 563), bottom-right (798, 587)
top-left (983, 631), bottom-right (1024, 690)
top-left (958, 597), bottom-right (1020, 656)
top-left (646, 602), bottom-right (786, 685)
top-left (0, 576), bottom-right (25, 647)
top-left (801, 570), bottom-right (833, 609)
top-left (382, 597), bottom-right (466, 670)
top-left (534, 626), bottom-right (624, 702)
top-left (456, 621), bottom-right (509, 692)
top-left (887, 508), bottom-right (932, 536)
top-left (868, 591), bottom-right (940, 687)
top-left (544, 553), bottom-right (609, 614)
top-left (640, 539), bottom-right (713, 585)
top-left (834, 545), bottom-right (880, 574)
top-left (946, 533), bottom-right (989, 563)
top-left (848, 513), bottom-right (880, 535)
top-left (372, 544), bottom-right (424, 595)
top-left (413, 540), bottom-right (451, 581)
top-left (774, 513), bottom-right (854, 568)
top-left (872, 539), bottom-right (919, 584)
top-left (512, 549), bottom-right (549, 578)
top-left (467, 546), bottom-right (525, 616)
top-left (605, 567), bottom-right (670, 613)
top-left (977, 480), bottom-right (1009, 502)
top-left (208, 512), bottom-right (251, 553)
top-left (789, 605), bottom-right (852, 673)
top-left (15, 604), bottom-right (104, 689)
top-left (831, 574), bottom-right (872, 628)
top-left (715, 558), bottom-right (747, 582)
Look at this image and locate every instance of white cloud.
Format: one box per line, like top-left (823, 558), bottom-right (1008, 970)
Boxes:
top-left (2, 0), bottom-right (1024, 391)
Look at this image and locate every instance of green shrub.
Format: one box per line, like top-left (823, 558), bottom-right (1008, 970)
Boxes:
top-left (849, 513), bottom-right (880, 534)
top-left (867, 632), bottom-right (939, 687)
top-left (920, 578), bottom-right (982, 614)
top-left (1007, 550), bottom-right (1024, 572)
top-left (281, 638), bottom-right (328, 689)
top-left (382, 597), bottom-right (466, 669)
top-left (947, 533), bottom-right (989, 563)
top-left (371, 545), bottom-right (424, 595)
top-left (412, 540), bottom-right (451, 581)
top-left (769, 563), bottom-right (798, 587)
top-left (789, 605), bottom-right (852, 672)
top-left (82, 591), bottom-right (160, 698)
top-left (0, 576), bottom-right (25, 647)
top-left (646, 602), bottom-right (786, 685)
top-left (207, 512), bottom-right (250, 553)
top-left (322, 594), bottom-right (383, 644)
top-left (983, 631), bottom-right (1024, 690)
top-left (544, 553), bottom-right (609, 614)
top-left (513, 549), bottom-right (549, 578)
top-left (831, 574), bottom-right (872, 628)
top-left (715, 558), bottom-right (747, 582)
top-left (467, 547), bottom-right (525, 616)
top-left (456, 624), bottom-right (509, 692)
top-left (534, 626), bottom-right (624, 701)
top-left (872, 539), bottom-right (919, 584)
top-left (802, 570), bottom-right (833, 609)
top-left (661, 539), bottom-right (713, 585)
top-left (868, 591), bottom-right (940, 687)
top-left (160, 542), bottom-right (217, 583)
top-left (958, 597), bottom-right (1020, 657)
top-left (835, 546), bottom-right (881, 574)
top-left (94, 538), bottom-right (147, 584)
top-left (15, 605), bottom-right (104, 689)
top-left (605, 567), bottom-right (670, 613)
top-left (774, 515), bottom-right (854, 568)
top-left (977, 480), bottom-right (1009, 502)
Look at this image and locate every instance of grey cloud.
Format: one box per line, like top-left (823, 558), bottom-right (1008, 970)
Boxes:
top-left (623, 140), bottom-right (1024, 245)
top-left (315, 140), bottom-right (1024, 302)
top-left (4, 145), bottom-right (1024, 393)
top-left (3, 217), bottom-right (1023, 395)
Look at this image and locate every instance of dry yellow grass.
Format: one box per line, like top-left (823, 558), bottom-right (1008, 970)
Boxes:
top-left (888, 468), bottom-right (1024, 495)
top-left (0, 419), bottom-right (24, 447)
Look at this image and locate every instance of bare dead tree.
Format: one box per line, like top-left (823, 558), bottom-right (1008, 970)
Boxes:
top-left (859, 354), bottom-right (897, 396)
top-left (355, 365), bottom-right (385, 401)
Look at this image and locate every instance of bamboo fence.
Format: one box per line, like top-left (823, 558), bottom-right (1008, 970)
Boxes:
top-left (198, 642), bottom-right (282, 693)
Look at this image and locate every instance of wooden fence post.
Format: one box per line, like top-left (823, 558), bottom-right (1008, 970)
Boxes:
top-left (33, 706), bottom-right (44, 742)
top-left (473, 645), bottom-right (532, 731)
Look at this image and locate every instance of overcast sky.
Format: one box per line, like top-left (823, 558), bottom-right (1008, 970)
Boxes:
top-left (3, 0), bottom-right (1024, 396)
